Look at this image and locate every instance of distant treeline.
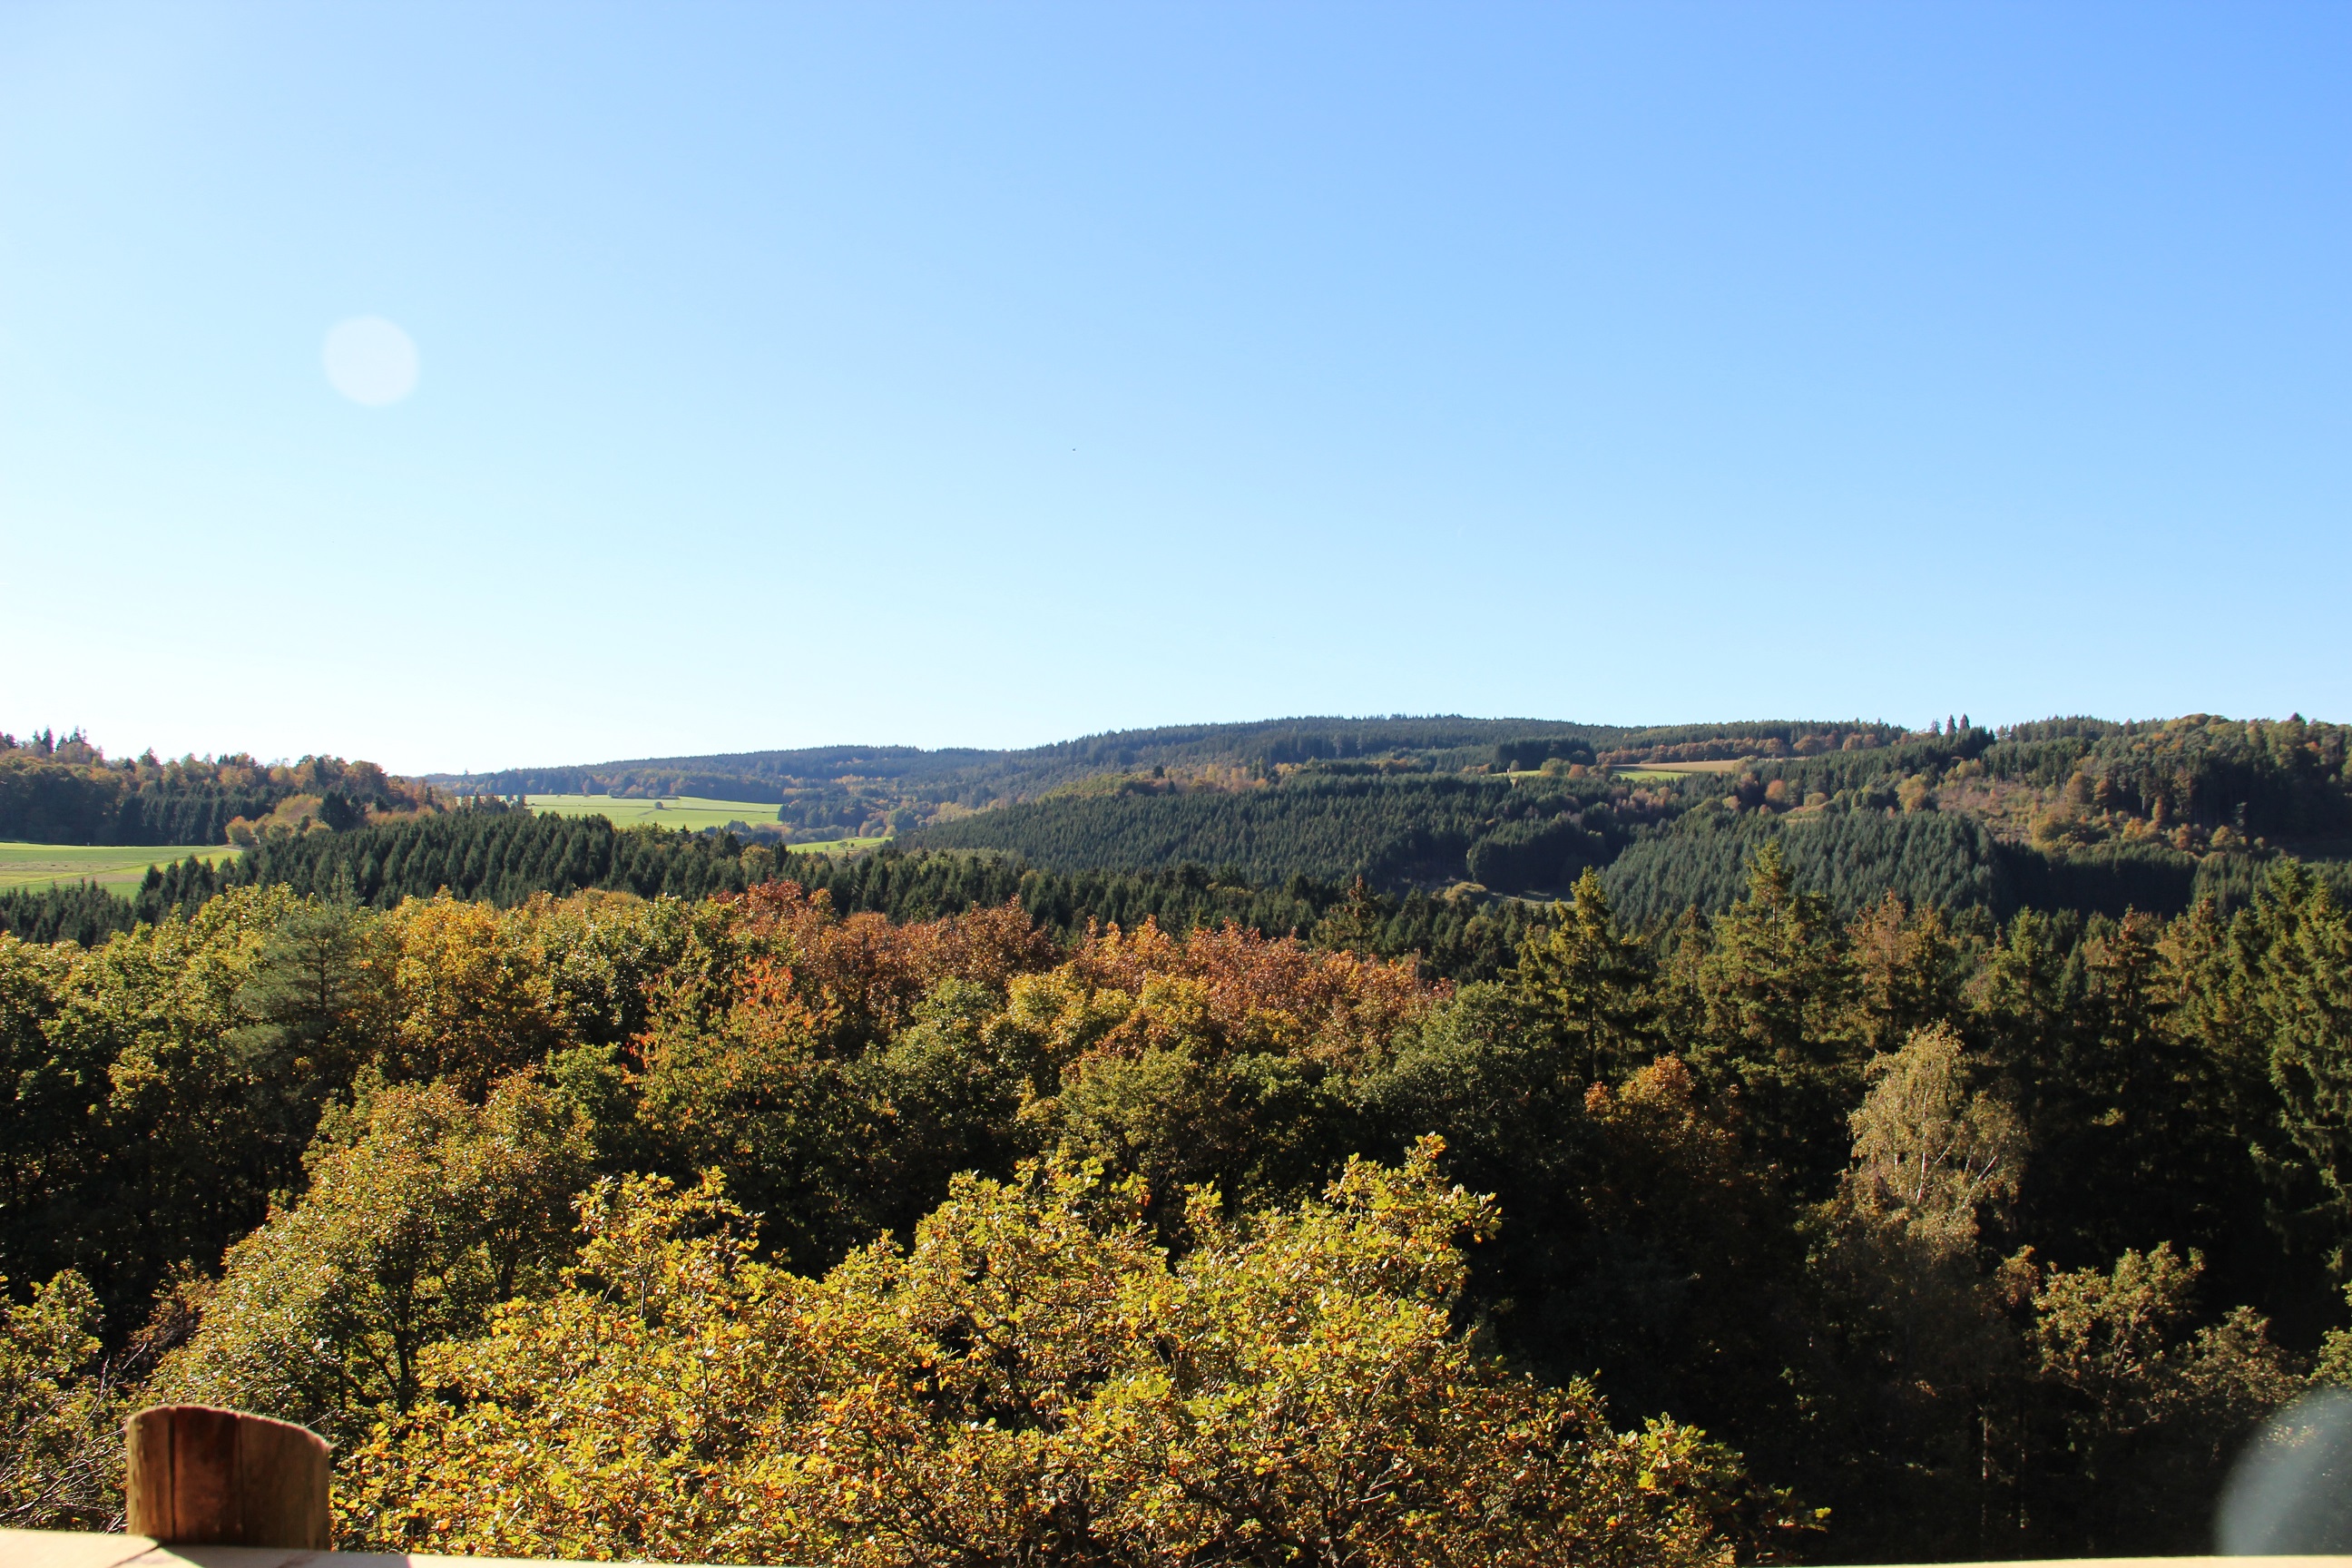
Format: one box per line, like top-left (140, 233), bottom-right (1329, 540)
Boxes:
top-left (12, 709), bottom-right (2352, 965)
top-left (24, 709), bottom-right (2347, 854)
top-left (1752, 715), bottom-right (2352, 838)
top-left (0, 808), bottom-right (1547, 983)
top-left (1495, 721), bottom-right (1913, 771)
top-left (458, 715), bottom-right (1940, 812)
top-left (0, 882), bottom-right (135, 946)
top-left (13, 782), bottom-right (2344, 965)
top-left (905, 773), bottom-right (1672, 889)
top-left (0, 732), bottom-right (426, 846)
top-left (915, 718), bottom-right (2352, 915)
top-left (903, 766), bottom-right (2334, 922)
top-left (434, 716), bottom-right (1643, 812)
top-left (0, 775), bottom-right (274, 846)
top-left (0, 809), bottom-right (758, 945)
top-left (1596, 808), bottom-right (2350, 927)
top-left (154, 808), bottom-right (756, 911)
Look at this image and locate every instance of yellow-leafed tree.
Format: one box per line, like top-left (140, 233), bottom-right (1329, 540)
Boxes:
top-left (344, 1138), bottom-right (1761, 1568)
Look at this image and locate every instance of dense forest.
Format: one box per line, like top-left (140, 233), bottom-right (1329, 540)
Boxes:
top-left (1, 811), bottom-right (1552, 986)
top-left (424, 718), bottom-right (1628, 842)
top-left (8, 710), bottom-right (2352, 977)
top-left (8, 710), bottom-right (2352, 1564)
top-left (0, 730), bottom-right (440, 846)
top-left (915, 772), bottom-right (1646, 889)
top-left (908, 714), bottom-right (2352, 917)
top-left (7, 849), bottom-right (2352, 1562)
top-left (431, 716), bottom-right (1618, 801)
top-left (14, 713), bottom-right (2346, 921)
top-left (430, 718), bottom-right (1921, 840)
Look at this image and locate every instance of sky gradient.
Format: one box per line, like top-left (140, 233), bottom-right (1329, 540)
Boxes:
top-left (3, 2), bottom-right (2346, 773)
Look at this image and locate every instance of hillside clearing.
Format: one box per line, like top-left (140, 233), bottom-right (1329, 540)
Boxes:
top-left (1613, 760), bottom-right (1742, 776)
top-left (0, 841), bottom-right (240, 895)
top-left (524, 793), bottom-right (782, 832)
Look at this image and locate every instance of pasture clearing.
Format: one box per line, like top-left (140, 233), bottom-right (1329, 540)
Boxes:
top-left (0, 841), bottom-right (240, 895)
top-left (1610, 760), bottom-right (1743, 780)
top-left (524, 794), bottom-right (782, 832)
top-left (1622, 760), bottom-right (1742, 774)
top-left (1505, 760), bottom-right (1748, 783)
top-left (780, 835), bottom-right (891, 856)
top-left (522, 798), bottom-right (893, 852)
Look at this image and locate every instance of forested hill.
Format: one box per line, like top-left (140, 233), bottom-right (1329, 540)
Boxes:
top-left (0, 729), bottom-right (440, 845)
top-left (11, 711), bottom-right (2348, 940)
top-left (15, 821), bottom-right (2352, 1563)
top-left (425, 712), bottom-right (2352, 880)
top-left (905, 714), bottom-right (2352, 920)
top-left (12, 712), bottom-right (2352, 1563)
top-left (1, 806), bottom-right (1551, 983)
top-left (427, 716), bottom-right (1622, 799)
top-left (424, 716), bottom-right (1907, 828)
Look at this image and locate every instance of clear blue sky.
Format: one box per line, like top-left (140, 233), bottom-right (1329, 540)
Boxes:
top-left (3, 3), bottom-right (2345, 774)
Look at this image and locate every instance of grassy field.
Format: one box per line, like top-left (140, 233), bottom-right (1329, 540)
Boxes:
top-left (525, 794), bottom-right (784, 831)
top-left (0, 841), bottom-right (240, 894)
top-left (522, 796), bottom-right (894, 855)
top-left (1504, 760), bottom-right (1745, 783)
top-left (1610, 760), bottom-right (1742, 781)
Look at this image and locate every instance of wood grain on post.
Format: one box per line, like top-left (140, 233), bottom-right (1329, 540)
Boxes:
top-left (123, 1405), bottom-right (331, 1550)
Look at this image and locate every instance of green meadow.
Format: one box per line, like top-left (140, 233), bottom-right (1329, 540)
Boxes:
top-left (524, 793), bottom-right (784, 832)
top-left (1504, 763), bottom-right (1727, 783)
top-left (524, 796), bottom-right (888, 852)
top-left (0, 841), bottom-right (240, 895)
top-left (1609, 761), bottom-right (1742, 782)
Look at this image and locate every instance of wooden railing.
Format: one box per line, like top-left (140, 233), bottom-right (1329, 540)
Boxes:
top-left (0, 1404), bottom-right (2347, 1568)
top-left (0, 1404), bottom-right (702, 1566)
top-left (9, 1530), bottom-right (2352, 1568)
top-left (0, 1531), bottom-right (647, 1568)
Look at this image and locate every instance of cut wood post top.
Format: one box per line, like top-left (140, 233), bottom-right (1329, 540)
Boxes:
top-left (122, 1406), bottom-right (331, 1552)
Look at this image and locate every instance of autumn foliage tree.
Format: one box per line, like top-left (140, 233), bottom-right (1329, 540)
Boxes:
top-left (11, 847), bottom-right (2352, 1562)
top-left (343, 1141), bottom-right (1770, 1568)
top-left (151, 1073), bottom-right (592, 1446)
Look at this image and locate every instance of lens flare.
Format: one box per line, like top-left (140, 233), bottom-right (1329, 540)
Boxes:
top-left (2218, 1387), bottom-right (2352, 1553)
top-left (322, 317), bottom-right (420, 406)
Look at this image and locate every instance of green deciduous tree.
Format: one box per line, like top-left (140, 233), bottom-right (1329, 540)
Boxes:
top-left (154, 1073), bottom-right (590, 1445)
top-left (1801, 1025), bottom-right (2031, 1558)
top-left (2027, 1244), bottom-right (2299, 1553)
top-left (0, 1270), bottom-right (120, 1530)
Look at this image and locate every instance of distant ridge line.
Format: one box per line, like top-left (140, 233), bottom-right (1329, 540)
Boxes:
top-left (422, 714), bottom-right (1896, 785)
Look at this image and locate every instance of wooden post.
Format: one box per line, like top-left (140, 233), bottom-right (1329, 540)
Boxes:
top-left (123, 1405), bottom-right (331, 1550)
